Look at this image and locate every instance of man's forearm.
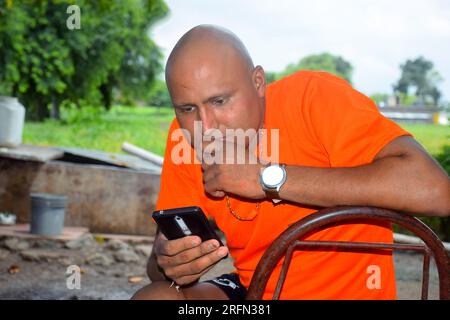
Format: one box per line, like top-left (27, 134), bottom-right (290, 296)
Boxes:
top-left (279, 154), bottom-right (449, 216)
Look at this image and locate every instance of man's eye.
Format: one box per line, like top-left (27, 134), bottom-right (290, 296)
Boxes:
top-left (180, 106), bottom-right (196, 113)
top-left (213, 97), bottom-right (228, 106)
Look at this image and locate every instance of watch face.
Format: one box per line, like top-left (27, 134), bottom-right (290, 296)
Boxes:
top-left (262, 165), bottom-right (284, 188)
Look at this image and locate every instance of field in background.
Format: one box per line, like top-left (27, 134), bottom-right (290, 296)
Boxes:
top-left (23, 106), bottom-right (449, 158)
top-left (23, 106), bottom-right (175, 156)
top-left (401, 123), bottom-right (449, 156)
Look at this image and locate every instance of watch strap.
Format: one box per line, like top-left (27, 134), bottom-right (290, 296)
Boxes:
top-left (264, 187), bottom-right (280, 200)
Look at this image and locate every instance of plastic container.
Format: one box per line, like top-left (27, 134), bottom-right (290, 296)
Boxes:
top-left (0, 96), bottom-right (26, 147)
top-left (30, 193), bottom-right (68, 236)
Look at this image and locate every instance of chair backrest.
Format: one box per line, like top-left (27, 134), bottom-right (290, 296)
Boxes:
top-left (246, 206), bottom-right (449, 300)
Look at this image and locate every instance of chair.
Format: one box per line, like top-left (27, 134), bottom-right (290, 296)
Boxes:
top-left (246, 206), bottom-right (449, 300)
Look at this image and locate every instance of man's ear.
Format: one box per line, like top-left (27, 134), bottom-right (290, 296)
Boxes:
top-left (252, 65), bottom-right (266, 97)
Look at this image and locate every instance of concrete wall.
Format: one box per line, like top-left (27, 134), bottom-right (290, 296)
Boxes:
top-left (0, 158), bottom-right (160, 236)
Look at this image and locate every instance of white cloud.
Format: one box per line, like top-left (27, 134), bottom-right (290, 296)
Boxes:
top-left (151, 0), bottom-right (450, 100)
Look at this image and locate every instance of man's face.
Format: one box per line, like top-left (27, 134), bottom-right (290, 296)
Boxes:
top-left (166, 48), bottom-right (265, 154)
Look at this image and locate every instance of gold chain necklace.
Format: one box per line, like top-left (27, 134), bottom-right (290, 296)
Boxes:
top-left (225, 128), bottom-right (264, 221)
top-left (226, 194), bottom-right (260, 221)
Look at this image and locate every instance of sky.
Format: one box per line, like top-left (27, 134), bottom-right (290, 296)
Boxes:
top-left (150, 0), bottom-right (450, 102)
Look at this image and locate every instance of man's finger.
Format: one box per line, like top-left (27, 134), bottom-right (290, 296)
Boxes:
top-left (173, 264), bottom-right (216, 286)
top-left (203, 176), bottom-right (225, 198)
top-left (211, 190), bottom-right (226, 198)
top-left (158, 235), bottom-right (202, 256)
top-left (164, 246), bottom-right (229, 280)
top-left (157, 239), bottom-right (220, 268)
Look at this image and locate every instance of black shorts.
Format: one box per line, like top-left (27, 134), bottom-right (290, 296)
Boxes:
top-left (204, 273), bottom-right (247, 301)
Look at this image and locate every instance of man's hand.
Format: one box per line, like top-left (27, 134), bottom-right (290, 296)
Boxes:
top-left (201, 140), bottom-right (266, 199)
top-left (202, 162), bottom-right (265, 199)
top-left (153, 232), bottom-right (229, 286)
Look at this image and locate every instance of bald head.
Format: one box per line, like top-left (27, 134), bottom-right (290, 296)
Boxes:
top-left (165, 25), bottom-right (266, 143)
top-left (165, 25), bottom-right (254, 84)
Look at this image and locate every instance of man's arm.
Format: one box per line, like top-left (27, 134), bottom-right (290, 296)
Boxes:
top-left (147, 229), bottom-right (167, 282)
top-left (202, 136), bottom-right (450, 217)
top-left (278, 136), bottom-right (450, 217)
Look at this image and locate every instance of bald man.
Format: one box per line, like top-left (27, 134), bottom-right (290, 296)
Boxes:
top-left (132, 25), bottom-right (450, 300)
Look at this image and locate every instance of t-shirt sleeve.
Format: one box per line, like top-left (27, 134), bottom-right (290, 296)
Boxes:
top-left (155, 119), bottom-right (206, 213)
top-left (304, 73), bottom-right (413, 167)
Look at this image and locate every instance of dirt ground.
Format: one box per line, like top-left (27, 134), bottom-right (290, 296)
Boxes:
top-left (0, 234), bottom-right (443, 300)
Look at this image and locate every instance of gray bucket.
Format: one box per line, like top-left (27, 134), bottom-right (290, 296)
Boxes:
top-left (30, 193), bottom-right (67, 236)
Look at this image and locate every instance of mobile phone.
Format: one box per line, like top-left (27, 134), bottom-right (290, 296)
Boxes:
top-left (152, 206), bottom-right (224, 246)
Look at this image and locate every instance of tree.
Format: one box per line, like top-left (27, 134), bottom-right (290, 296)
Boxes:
top-left (94, 0), bottom-right (169, 110)
top-left (0, 1), bottom-right (75, 120)
top-left (265, 71), bottom-right (277, 84)
top-left (278, 52), bottom-right (353, 84)
top-left (393, 56), bottom-right (443, 106)
top-left (148, 79), bottom-right (171, 110)
top-left (0, 0), bottom-right (168, 120)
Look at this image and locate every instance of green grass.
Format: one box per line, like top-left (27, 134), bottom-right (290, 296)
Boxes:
top-left (23, 106), bottom-right (175, 156)
top-left (401, 123), bottom-right (449, 156)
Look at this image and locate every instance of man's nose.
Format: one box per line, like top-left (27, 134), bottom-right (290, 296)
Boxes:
top-left (198, 106), bottom-right (218, 133)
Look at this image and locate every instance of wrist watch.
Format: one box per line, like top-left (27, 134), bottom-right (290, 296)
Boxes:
top-left (259, 163), bottom-right (287, 200)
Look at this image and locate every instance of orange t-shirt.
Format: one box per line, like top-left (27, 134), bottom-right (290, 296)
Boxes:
top-left (156, 71), bottom-right (413, 299)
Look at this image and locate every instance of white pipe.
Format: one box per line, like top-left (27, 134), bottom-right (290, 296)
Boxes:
top-left (394, 232), bottom-right (450, 252)
top-left (121, 142), bottom-right (164, 167)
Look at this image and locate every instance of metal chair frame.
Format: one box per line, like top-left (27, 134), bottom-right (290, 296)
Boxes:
top-left (246, 206), bottom-right (449, 300)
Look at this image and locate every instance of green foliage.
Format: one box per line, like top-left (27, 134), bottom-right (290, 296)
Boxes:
top-left (265, 71), bottom-right (278, 84)
top-left (59, 101), bottom-right (104, 125)
top-left (0, 0), bottom-right (169, 120)
top-left (397, 92), bottom-right (418, 106)
top-left (0, 1), bottom-right (75, 119)
top-left (393, 56), bottom-right (443, 106)
top-left (434, 145), bottom-right (450, 182)
top-left (147, 79), bottom-right (171, 108)
top-left (402, 124), bottom-right (449, 156)
top-left (277, 52), bottom-right (353, 83)
top-left (370, 93), bottom-right (389, 106)
top-left (23, 105), bottom-right (174, 156)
